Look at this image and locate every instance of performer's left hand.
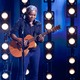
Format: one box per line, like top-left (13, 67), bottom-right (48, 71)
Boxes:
top-left (38, 34), bottom-right (44, 42)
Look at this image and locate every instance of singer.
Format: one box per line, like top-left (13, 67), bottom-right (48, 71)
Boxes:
top-left (10, 5), bottom-right (44, 80)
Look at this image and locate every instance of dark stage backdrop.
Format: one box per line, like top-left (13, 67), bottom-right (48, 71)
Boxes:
top-left (0, 0), bottom-right (80, 80)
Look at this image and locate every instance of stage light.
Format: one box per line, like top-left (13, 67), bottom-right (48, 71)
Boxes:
top-left (69, 68), bottom-right (75, 75)
top-left (69, 57), bottom-right (75, 64)
top-left (46, 53), bottom-right (52, 60)
top-left (66, 0), bottom-right (77, 17)
top-left (25, 69), bottom-right (29, 75)
top-left (68, 27), bottom-right (75, 34)
top-left (67, 26), bottom-right (77, 47)
top-left (22, 7), bottom-right (26, 14)
top-left (68, 0), bottom-right (75, 4)
top-left (2, 43), bottom-right (8, 50)
top-left (1, 23), bottom-right (9, 30)
top-left (1, 12), bottom-right (8, 20)
top-left (68, 8), bottom-right (75, 15)
top-left (44, 11), bottom-right (54, 31)
top-left (45, 12), bottom-right (53, 20)
top-left (2, 53), bottom-right (9, 60)
top-left (21, 0), bottom-right (28, 4)
top-left (46, 73), bottom-right (52, 80)
top-left (68, 38), bottom-right (75, 45)
top-left (45, 23), bottom-right (53, 30)
top-left (45, 42), bottom-right (52, 49)
top-left (2, 72), bottom-right (9, 79)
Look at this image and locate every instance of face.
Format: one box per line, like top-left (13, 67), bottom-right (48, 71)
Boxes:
top-left (28, 10), bottom-right (37, 22)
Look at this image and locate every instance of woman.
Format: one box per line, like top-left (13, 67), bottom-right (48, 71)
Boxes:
top-left (10, 5), bottom-right (44, 80)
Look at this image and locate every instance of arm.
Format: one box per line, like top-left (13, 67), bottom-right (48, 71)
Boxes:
top-left (10, 18), bottom-right (22, 43)
top-left (11, 34), bottom-right (22, 43)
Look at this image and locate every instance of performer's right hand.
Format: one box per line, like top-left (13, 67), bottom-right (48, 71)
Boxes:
top-left (16, 38), bottom-right (22, 47)
top-left (24, 40), bottom-right (29, 47)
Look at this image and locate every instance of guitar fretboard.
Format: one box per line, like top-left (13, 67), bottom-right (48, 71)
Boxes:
top-left (28, 25), bottom-right (60, 43)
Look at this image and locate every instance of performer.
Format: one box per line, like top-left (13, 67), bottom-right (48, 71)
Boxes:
top-left (10, 5), bottom-right (44, 80)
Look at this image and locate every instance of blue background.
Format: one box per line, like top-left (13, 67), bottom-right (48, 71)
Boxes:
top-left (0, 0), bottom-right (80, 80)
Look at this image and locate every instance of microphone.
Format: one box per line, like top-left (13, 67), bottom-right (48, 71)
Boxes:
top-left (21, 14), bottom-right (26, 20)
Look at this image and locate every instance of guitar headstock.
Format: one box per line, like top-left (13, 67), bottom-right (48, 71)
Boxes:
top-left (51, 25), bottom-right (61, 32)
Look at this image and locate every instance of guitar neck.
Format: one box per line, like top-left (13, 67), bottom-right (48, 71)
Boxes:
top-left (29, 30), bottom-right (52, 43)
top-left (28, 25), bottom-right (60, 43)
top-left (41, 30), bottom-right (52, 36)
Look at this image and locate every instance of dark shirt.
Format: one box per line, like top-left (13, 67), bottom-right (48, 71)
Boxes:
top-left (11, 18), bottom-right (42, 38)
top-left (11, 17), bottom-right (42, 51)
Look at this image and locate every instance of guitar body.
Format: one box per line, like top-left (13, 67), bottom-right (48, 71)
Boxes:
top-left (9, 35), bottom-right (37, 57)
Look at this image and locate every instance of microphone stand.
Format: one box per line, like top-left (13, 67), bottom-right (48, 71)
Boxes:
top-left (21, 15), bottom-right (26, 80)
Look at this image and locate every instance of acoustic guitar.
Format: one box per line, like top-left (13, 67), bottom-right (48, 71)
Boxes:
top-left (9, 25), bottom-right (60, 57)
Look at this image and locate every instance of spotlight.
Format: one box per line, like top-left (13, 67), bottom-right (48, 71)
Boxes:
top-left (68, 27), bottom-right (75, 34)
top-left (45, 42), bottom-right (52, 49)
top-left (67, 26), bottom-right (77, 47)
top-left (69, 57), bottom-right (75, 64)
top-left (1, 12), bottom-right (8, 20)
top-left (2, 72), bottom-right (9, 79)
top-left (2, 53), bottom-right (9, 60)
top-left (68, 38), bottom-right (75, 45)
top-left (44, 11), bottom-right (54, 31)
top-left (1, 23), bottom-right (9, 30)
top-left (45, 12), bottom-right (53, 20)
top-left (22, 7), bottom-right (26, 14)
top-left (2, 43), bottom-right (8, 50)
top-left (45, 23), bottom-right (53, 30)
top-left (46, 53), bottom-right (52, 60)
top-left (68, 8), bottom-right (75, 15)
top-left (21, 0), bottom-right (28, 4)
top-left (46, 73), bottom-right (52, 80)
top-left (69, 68), bottom-right (75, 75)
top-left (66, 0), bottom-right (77, 17)
top-left (68, 0), bottom-right (75, 4)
